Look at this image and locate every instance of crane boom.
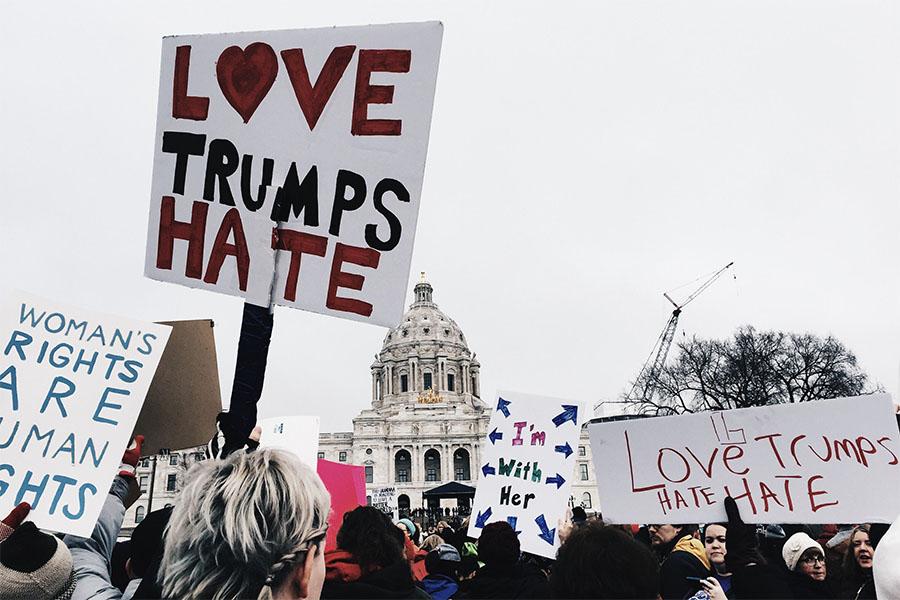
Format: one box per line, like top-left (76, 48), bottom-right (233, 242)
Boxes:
top-left (626, 261), bottom-right (734, 409)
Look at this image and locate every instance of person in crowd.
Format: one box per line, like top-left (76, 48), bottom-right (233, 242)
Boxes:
top-left (0, 505), bottom-right (76, 600)
top-left (873, 514), bottom-right (900, 599)
top-left (681, 523), bottom-right (733, 600)
top-left (458, 521), bottom-right (550, 599)
top-left (420, 543), bottom-right (462, 600)
top-left (657, 523), bottom-right (710, 600)
top-left (782, 531), bottom-right (838, 599)
top-left (571, 506), bottom-right (588, 528)
top-left (323, 506), bottom-right (428, 599)
top-left (648, 523), bottom-right (699, 563)
top-left (841, 525), bottom-right (876, 599)
top-left (551, 521), bottom-right (659, 598)
top-left (421, 534), bottom-right (445, 552)
top-left (161, 448), bottom-right (330, 600)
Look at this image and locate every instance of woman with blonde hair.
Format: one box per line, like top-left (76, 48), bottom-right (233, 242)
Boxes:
top-left (161, 448), bottom-right (330, 600)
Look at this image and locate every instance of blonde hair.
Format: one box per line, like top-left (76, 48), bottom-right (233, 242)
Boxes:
top-left (161, 448), bottom-right (330, 600)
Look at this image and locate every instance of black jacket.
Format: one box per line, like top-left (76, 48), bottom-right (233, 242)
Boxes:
top-left (322, 561), bottom-right (432, 599)
top-left (458, 563), bottom-right (551, 599)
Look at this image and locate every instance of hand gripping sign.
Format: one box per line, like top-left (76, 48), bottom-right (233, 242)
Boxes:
top-left (145, 22), bottom-right (443, 327)
top-left (588, 394), bottom-right (900, 524)
top-left (0, 293), bottom-right (170, 537)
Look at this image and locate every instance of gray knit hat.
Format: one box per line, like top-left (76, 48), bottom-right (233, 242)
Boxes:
top-left (0, 522), bottom-right (76, 600)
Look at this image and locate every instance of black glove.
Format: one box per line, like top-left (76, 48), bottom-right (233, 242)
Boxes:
top-left (724, 496), bottom-right (765, 571)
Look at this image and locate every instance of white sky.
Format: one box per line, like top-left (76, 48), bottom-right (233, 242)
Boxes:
top-left (2, 1), bottom-right (898, 433)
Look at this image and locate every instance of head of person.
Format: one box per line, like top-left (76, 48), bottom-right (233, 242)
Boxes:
top-left (477, 522), bottom-right (520, 569)
top-left (551, 522), bottom-right (659, 599)
top-left (161, 448), bottom-right (330, 600)
top-left (702, 523), bottom-right (728, 572)
top-left (127, 506), bottom-right (172, 580)
top-left (843, 525), bottom-right (874, 574)
top-left (648, 523), bottom-right (695, 547)
top-left (0, 522), bottom-right (75, 600)
top-left (783, 532), bottom-right (826, 582)
top-left (425, 544), bottom-right (461, 578)
top-left (571, 507), bottom-right (588, 526)
top-left (396, 518), bottom-right (417, 542)
top-left (339, 507), bottom-right (405, 572)
top-left (421, 534), bottom-right (445, 552)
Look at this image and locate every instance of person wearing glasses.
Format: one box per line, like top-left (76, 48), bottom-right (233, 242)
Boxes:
top-left (783, 531), bottom-right (837, 599)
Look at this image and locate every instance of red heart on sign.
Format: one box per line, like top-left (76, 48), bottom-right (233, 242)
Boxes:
top-left (216, 42), bottom-right (278, 123)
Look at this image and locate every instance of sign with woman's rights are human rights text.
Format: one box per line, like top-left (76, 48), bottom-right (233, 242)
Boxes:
top-left (0, 293), bottom-right (170, 536)
top-left (144, 22), bottom-right (443, 327)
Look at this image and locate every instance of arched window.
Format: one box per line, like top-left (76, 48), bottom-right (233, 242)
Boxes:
top-left (400, 374), bottom-right (409, 392)
top-left (423, 372), bottom-right (433, 390)
top-left (424, 449), bottom-right (441, 482)
top-left (581, 492), bottom-right (592, 509)
top-left (447, 373), bottom-right (455, 392)
top-left (135, 505), bottom-right (145, 523)
top-left (453, 448), bottom-right (470, 481)
top-left (398, 494), bottom-right (411, 518)
top-left (395, 450), bottom-right (411, 483)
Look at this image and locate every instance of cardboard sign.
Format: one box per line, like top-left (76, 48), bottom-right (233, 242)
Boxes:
top-left (588, 394), bottom-right (900, 524)
top-left (134, 319), bottom-right (221, 456)
top-left (370, 485), bottom-right (397, 514)
top-left (257, 415), bottom-right (319, 470)
top-left (316, 459), bottom-right (367, 552)
top-left (0, 293), bottom-right (171, 536)
top-left (145, 22), bottom-right (443, 327)
top-left (470, 391), bottom-right (582, 559)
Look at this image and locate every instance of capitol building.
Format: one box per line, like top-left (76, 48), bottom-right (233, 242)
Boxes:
top-left (124, 276), bottom-right (599, 529)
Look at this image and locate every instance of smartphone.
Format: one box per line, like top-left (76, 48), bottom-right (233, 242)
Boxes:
top-left (685, 576), bottom-right (707, 584)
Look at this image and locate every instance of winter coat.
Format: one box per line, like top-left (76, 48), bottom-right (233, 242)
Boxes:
top-left (785, 570), bottom-right (840, 599)
top-left (659, 535), bottom-right (712, 600)
top-left (457, 562), bottom-right (551, 599)
top-left (421, 574), bottom-right (459, 600)
top-left (322, 550), bottom-right (430, 599)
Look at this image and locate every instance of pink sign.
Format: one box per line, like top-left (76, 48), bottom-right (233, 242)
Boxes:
top-left (316, 459), bottom-right (367, 551)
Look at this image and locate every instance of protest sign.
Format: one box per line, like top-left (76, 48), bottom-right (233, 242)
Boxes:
top-left (317, 459), bottom-right (366, 552)
top-left (134, 319), bottom-right (221, 455)
top-left (588, 394), bottom-right (900, 524)
top-left (0, 293), bottom-right (171, 536)
top-left (257, 415), bottom-right (319, 469)
top-left (470, 391), bottom-right (582, 559)
top-left (370, 485), bottom-right (397, 516)
top-left (145, 22), bottom-right (443, 327)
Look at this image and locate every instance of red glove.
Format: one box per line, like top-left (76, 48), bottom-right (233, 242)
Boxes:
top-left (119, 435), bottom-right (145, 478)
top-left (0, 502), bottom-right (30, 542)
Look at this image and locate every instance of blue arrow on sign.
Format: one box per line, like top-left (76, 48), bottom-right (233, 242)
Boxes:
top-left (475, 507), bottom-right (493, 528)
top-left (552, 405), bottom-right (578, 427)
top-left (482, 463), bottom-right (495, 477)
top-left (535, 514), bottom-right (556, 545)
top-left (545, 473), bottom-right (566, 489)
top-left (554, 442), bottom-right (573, 458)
top-left (489, 428), bottom-right (503, 445)
top-left (506, 516), bottom-right (521, 535)
top-left (497, 397), bottom-right (511, 418)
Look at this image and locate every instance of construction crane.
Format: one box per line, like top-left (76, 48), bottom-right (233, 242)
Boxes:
top-left (625, 261), bottom-right (734, 411)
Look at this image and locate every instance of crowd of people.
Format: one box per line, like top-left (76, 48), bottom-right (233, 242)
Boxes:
top-left (1, 428), bottom-right (898, 600)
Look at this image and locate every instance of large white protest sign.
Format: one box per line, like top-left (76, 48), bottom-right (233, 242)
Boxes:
top-left (0, 293), bottom-right (171, 537)
top-left (589, 394), bottom-right (900, 524)
top-left (470, 391), bottom-right (582, 559)
top-left (145, 22), bottom-right (443, 327)
top-left (257, 415), bottom-right (320, 470)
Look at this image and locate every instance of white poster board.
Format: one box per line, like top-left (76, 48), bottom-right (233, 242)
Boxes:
top-left (145, 22), bottom-right (443, 327)
top-left (470, 391), bottom-right (582, 559)
top-left (0, 293), bottom-right (171, 536)
top-left (588, 394), bottom-right (900, 524)
top-left (370, 485), bottom-right (397, 516)
top-left (257, 415), bottom-right (319, 470)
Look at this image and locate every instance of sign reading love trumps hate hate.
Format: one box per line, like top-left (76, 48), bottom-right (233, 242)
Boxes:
top-left (145, 23), bottom-right (443, 327)
top-left (588, 394), bottom-right (900, 524)
top-left (0, 293), bottom-right (170, 536)
top-left (470, 391), bottom-right (581, 559)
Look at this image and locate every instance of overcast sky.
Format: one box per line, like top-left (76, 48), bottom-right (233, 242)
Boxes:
top-left (2, 1), bottom-right (898, 433)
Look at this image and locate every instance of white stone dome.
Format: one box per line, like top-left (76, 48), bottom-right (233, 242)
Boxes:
top-left (380, 277), bottom-right (470, 355)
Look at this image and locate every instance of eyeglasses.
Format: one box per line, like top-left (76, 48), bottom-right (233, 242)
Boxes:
top-left (800, 555), bottom-right (825, 565)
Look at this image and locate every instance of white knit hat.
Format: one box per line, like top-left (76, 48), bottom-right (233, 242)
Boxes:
top-left (782, 532), bottom-right (824, 571)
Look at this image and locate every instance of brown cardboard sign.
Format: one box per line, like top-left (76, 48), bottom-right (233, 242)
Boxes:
top-left (133, 319), bottom-right (222, 455)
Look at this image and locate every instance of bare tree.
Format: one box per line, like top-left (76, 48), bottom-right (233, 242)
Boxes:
top-left (623, 326), bottom-right (876, 415)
